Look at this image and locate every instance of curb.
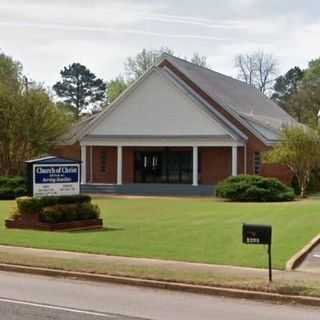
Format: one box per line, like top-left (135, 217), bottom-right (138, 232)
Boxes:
top-left (286, 234), bottom-right (320, 271)
top-left (0, 263), bottom-right (320, 307)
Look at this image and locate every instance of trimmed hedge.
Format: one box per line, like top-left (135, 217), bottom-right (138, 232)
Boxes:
top-left (216, 175), bottom-right (295, 202)
top-left (17, 195), bottom-right (92, 215)
top-left (15, 194), bottom-right (100, 224)
top-left (0, 176), bottom-right (27, 200)
top-left (40, 202), bottom-right (100, 224)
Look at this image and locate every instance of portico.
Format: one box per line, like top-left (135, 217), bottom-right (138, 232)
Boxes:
top-left (80, 138), bottom-right (244, 187)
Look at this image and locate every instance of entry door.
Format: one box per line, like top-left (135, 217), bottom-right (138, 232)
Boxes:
top-left (135, 152), bottom-right (162, 183)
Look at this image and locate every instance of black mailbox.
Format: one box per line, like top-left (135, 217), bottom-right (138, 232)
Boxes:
top-left (242, 224), bottom-right (272, 245)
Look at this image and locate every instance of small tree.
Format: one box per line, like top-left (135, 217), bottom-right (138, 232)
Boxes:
top-left (53, 63), bottom-right (106, 118)
top-left (106, 76), bottom-right (128, 104)
top-left (264, 126), bottom-right (320, 197)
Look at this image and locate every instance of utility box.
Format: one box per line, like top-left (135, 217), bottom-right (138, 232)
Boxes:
top-left (242, 224), bottom-right (272, 245)
top-left (25, 156), bottom-right (81, 198)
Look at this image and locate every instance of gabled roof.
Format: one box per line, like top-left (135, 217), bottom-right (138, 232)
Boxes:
top-left (80, 66), bottom-right (247, 142)
top-left (58, 114), bottom-right (97, 145)
top-left (60, 54), bottom-right (298, 146)
top-left (160, 54), bottom-right (298, 142)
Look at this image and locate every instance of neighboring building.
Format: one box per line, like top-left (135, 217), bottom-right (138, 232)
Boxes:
top-left (53, 54), bottom-right (296, 195)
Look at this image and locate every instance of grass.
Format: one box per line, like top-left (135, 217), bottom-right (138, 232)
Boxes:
top-left (1, 250), bottom-right (320, 298)
top-left (0, 197), bottom-right (320, 270)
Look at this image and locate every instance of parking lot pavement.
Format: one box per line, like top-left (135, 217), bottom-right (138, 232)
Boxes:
top-left (297, 243), bottom-right (320, 273)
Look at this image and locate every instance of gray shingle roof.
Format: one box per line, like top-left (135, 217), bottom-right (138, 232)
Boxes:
top-left (61, 54), bottom-right (298, 145)
top-left (161, 54), bottom-right (297, 136)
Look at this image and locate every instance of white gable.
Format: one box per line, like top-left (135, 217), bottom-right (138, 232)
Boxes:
top-left (90, 69), bottom-right (233, 137)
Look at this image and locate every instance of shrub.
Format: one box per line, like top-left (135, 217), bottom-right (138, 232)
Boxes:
top-left (16, 194), bottom-right (92, 214)
top-left (16, 197), bottom-right (42, 214)
top-left (0, 176), bottom-right (27, 200)
top-left (40, 202), bottom-right (100, 223)
top-left (78, 202), bottom-right (100, 220)
top-left (14, 186), bottom-right (28, 198)
top-left (0, 187), bottom-right (15, 200)
top-left (216, 175), bottom-right (295, 202)
top-left (39, 195), bottom-right (91, 207)
top-left (40, 206), bottom-right (64, 223)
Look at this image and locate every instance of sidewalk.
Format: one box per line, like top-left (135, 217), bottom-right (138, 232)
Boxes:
top-left (0, 245), bottom-right (318, 283)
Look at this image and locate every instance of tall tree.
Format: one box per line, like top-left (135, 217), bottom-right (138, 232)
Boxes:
top-left (106, 76), bottom-right (128, 104)
top-left (0, 52), bottom-right (22, 92)
top-left (190, 53), bottom-right (208, 68)
top-left (0, 53), bottom-right (69, 175)
top-left (286, 85), bottom-right (320, 127)
top-left (125, 47), bottom-right (174, 81)
top-left (264, 126), bottom-right (320, 198)
top-left (124, 48), bottom-right (210, 82)
top-left (272, 67), bottom-right (304, 107)
top-left (53, 63), bottom-right (106, 118)
top-left (235, 51), bottom-right (278, 94)
top-left (303, 58), bottom-right (320, 85)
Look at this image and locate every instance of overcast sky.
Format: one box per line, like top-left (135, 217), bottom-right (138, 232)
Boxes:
top-left (1, 0), bottom-right (320, 87)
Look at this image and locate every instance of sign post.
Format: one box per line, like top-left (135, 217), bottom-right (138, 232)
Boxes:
top-left (242, 224), bottom-right (272, 282)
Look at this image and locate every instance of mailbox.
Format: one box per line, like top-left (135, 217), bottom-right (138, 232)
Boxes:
top-left (242, 224), bottom-right (272, 245)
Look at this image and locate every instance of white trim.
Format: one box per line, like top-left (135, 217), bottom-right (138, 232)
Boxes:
top-left (232, 146), bottom-right (237, 176)
top-left (78, 67), bottom-right (247, 144)
top-left (162, 67), bottom-right (247, 142)
top-left (244, 144), bottom-right (247, 174)
top-left (90, 145), bottom-right (93, 183)
top-left (193, 146), bottom-right (198, 186)
top-left (80, 145), bottom-right (86, 184)
top-left (78, 67), bottom-right (161, 139)
top-left (81, 138), bottom-right (244, 147)
top-left (158, 54), bottom-right (277, 146)
top-left (117, 146), bottom-right (122, 185)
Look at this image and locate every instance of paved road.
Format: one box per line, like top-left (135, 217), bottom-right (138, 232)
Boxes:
top-left (0, 271), bottom-right (319, 320)
top-left (298, 242), bottom-right (320, 273)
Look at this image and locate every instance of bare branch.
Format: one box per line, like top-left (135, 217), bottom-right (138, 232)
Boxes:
top-left (234, 51), bottom-right (278, 95)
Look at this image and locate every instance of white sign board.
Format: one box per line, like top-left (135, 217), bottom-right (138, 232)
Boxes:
top-left (33, 163), bottom-right (80, 198)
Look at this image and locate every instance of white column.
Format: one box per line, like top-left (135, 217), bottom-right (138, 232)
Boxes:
top-left (81, 145), bottom-right (86, 184)
top-left (232, 146), bottom-right (237, 176)
top-left (117, 146), bottom-right (123, 185)
top-left (192, 146), bottom-right (198, 186)
top-left (90, 146), bottom-right (93, 183)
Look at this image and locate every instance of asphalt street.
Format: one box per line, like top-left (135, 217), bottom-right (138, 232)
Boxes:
top-left (0, 271), bottom-right (319, 320)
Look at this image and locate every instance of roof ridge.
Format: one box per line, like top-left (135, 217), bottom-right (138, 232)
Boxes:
top-left (160, 52), bottom-right (257, 91)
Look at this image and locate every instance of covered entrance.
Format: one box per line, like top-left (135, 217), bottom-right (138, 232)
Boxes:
top-left (134, 148), bottom-right (193, 184)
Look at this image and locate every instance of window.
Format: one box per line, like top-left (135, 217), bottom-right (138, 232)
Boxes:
top-left (254, 152), bottom-right (261, 175)
top-left (100, 151), bottom-right (107, 173)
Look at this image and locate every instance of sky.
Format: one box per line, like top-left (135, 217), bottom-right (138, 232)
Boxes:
top-left (1, 0), bottom-right (320, 87)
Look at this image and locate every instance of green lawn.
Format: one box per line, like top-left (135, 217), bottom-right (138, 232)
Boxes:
top-left (0, 197), bottom-right (319, 270)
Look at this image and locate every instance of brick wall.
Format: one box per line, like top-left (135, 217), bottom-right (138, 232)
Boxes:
top-left (260, 163), bottom-right (293, 186)
top-left (200, 147), bottom-right (231, 184)
top-left (51, 143), bottom-right (81, 161)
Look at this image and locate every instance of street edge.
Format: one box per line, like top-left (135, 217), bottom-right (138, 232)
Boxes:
top-left (0, 263), bottom-right (320, 307)
top-left (286, 234), bottom-right (320, 271)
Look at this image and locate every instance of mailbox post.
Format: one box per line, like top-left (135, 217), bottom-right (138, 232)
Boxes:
top-left (242, 224), bottom-right (272, 282)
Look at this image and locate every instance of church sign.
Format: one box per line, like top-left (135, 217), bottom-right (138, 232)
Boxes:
top-left (26, 156), bottom-right (81, 198)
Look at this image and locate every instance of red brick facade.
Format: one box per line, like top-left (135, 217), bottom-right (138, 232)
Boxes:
top-left (53, 144), bottom-right (293, 186)
top-left (51, 59), bottom-right (294, 187)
